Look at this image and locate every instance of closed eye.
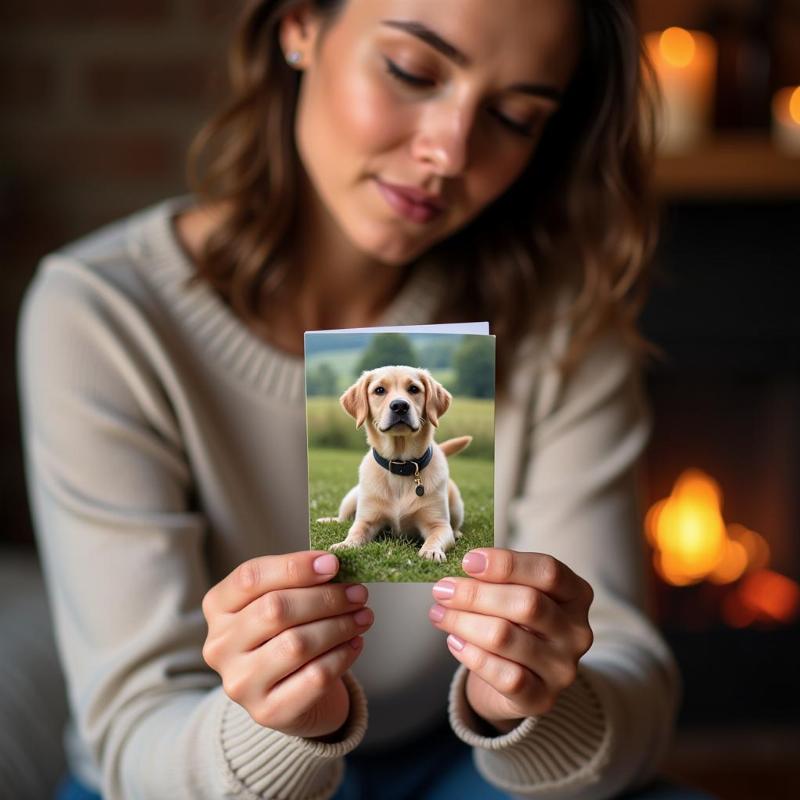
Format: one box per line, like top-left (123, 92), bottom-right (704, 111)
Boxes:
top-left (383, 57), bottom-right (538, 139)
top-left (385, 58), bottom-right (432, 88)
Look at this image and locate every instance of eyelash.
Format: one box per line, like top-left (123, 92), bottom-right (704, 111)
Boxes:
top-left (383, 58), bottom-right (536, 139)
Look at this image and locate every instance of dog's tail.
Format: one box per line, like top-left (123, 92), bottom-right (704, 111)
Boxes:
top-left (438, 436), bottom-right (472, 457)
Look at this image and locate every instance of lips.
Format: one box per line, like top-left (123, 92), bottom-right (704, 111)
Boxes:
top-left (381, 180), bottom-right (445, 209)
top-left (375, 179), bottom-right (444, 224)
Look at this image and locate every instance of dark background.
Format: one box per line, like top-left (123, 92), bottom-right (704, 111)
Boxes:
top-left (2, 2), bottom-right (799, 798)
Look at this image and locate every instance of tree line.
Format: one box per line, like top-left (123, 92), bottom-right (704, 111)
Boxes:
top-left (306, 333), bottom-right (495, 398)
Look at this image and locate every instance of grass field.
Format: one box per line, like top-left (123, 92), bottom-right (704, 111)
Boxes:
top-left (309, 447), bottom-right (494, 583)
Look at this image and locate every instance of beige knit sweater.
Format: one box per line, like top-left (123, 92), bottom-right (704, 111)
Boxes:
top-left (17, 195), bottom-right (680, 800)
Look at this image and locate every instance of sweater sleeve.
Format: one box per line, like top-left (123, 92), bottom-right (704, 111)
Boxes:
top-left (446, 323), bottom-right (680, 799)
top-left (16, 256), bottom-right (368, 800)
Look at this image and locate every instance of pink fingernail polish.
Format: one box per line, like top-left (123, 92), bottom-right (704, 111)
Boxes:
top-left (462, 552), bottom-right (486, 573)
top-left (313, 554), bottom-right (338, 574)
top-left (354, 608), bottom-right (372, 625)
top-left (346, 585), bottom-right (367, 604)
top-left (432, 580), bottom-right (455, 600)
top-left (428, 604), bottom-right (445, 622)
top-left (447, 634), bottom-right (465, 651)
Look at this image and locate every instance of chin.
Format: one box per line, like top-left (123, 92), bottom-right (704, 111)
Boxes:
top-left (349, 211), bottom-right (438, 265)
top-left (353, 229), bottom-right (419, 266)
top-left (383, 238), bottom-right (439, 267)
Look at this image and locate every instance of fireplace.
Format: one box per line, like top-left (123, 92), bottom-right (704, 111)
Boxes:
top-left (641, 198), bottom-right (800, 728)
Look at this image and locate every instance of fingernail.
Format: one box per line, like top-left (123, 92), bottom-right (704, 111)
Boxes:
top-left (462, 552), bottom-right (486, 573)
top-left (432, 580), bottom-right (455, 600)
top-left (447, 634), bottom-right (465, 651)
top-left (346, 585), bottom-right (367, 604)
top-left (429, 604), bottom-right (445, 622)
top-left (354, 608), bottom-right (372, 625)
top-left (313, 554), bottom-right (338, 574)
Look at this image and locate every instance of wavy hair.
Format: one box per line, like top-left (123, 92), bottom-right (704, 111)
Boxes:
top-left (184, 0), bottom-right (661, 400)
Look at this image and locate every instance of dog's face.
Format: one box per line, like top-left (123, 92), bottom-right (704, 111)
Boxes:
top-left (340, 365), bottom-right (451, 435)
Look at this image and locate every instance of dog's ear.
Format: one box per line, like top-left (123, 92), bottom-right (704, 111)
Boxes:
top-left (417, 369), bottom-right (451, 428)
top-left (340, 371), bottom-right (371, 429)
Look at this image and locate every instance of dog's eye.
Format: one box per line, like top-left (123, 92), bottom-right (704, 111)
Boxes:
top-left (408, 385), bottom-right (420, 394)
top-left (374, 386), bottom-right (386, 395)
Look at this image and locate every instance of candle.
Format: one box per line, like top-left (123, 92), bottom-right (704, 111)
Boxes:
top-left (644, 27), bottom-right (718, 154)
top-left (771, 86), bottom-right (800, 155)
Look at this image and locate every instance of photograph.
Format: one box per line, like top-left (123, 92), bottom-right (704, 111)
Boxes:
top-left (305, 328), bottom-right (495, 583)
top-left (3, 1), bottom-right (799, 798)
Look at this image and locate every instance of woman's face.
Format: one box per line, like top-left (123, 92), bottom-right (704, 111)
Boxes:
top-left (282, 0), bottom-right (580, 266)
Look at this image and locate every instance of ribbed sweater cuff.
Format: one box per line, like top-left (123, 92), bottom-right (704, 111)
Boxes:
top-left (217, 670), bottom-right (368, 799)
top-left (447, 663), bottom-right (611, 796)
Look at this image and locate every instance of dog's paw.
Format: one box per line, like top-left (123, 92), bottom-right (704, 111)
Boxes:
top-left (330, 539), bottom-right (359, 552)
top-left (418, 543), bottom-right (447, 562)
top-left (454, 529), bottom-right (464, 540)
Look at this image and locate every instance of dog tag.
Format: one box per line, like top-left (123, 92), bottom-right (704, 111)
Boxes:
top-left (411, 461), bottom-right (424, 495)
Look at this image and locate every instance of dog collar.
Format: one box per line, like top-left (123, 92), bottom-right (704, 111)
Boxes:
top-left (372, 445), bottom-right (433, 496)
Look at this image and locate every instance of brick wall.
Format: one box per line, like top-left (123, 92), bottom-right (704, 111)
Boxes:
top-left (0, 0), bottom-right (234, 245)
top-left (1, 0), bottom-right (238, 544)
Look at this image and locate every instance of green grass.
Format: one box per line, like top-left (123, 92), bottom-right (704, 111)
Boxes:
top-left (309, 448), bottom-right (493, 583)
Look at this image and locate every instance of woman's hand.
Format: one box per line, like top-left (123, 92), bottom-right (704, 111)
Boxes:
top-left (428, 548), bottom-right (594, 733)
top-left (202, 550), bottom-right (373, 740)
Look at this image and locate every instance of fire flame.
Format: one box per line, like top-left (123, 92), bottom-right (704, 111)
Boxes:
top-left (646, 469), bottom-right (799, 625)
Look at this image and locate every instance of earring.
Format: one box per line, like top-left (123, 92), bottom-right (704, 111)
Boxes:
top-left (286, 50), bottom-right (302, 66)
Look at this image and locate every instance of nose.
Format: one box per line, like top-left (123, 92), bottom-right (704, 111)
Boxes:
top-left (390, 399), bottom-right (410, 414)
top-left (412, 98), bottom-right (475, 177)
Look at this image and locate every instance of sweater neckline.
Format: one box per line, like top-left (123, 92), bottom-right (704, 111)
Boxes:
top-left (128, 195), bottom-right (447, 403)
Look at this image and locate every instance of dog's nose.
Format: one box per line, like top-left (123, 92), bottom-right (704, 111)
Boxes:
top-left (390, 399), bottom-right (410, 414)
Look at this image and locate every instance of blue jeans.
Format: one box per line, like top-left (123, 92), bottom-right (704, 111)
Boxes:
top-left (56, 718), bottom-right (716, 799)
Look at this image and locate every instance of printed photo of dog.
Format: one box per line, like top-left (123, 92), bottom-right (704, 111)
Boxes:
top-left (317, 366), bottom-right (472, 562)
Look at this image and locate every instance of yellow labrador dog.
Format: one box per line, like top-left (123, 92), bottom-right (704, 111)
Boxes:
top-left (317, 365), bottom-right (471, 562)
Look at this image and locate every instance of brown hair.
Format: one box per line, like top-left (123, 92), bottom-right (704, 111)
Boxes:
top-left (185, 0), bottom-right (660, 399)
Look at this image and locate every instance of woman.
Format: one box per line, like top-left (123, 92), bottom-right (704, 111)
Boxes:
top-left (18, 1), bottom-right (709, 798)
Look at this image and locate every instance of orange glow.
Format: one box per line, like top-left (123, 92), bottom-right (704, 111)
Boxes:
top-left (645, 469), bottom-right (726, 585)
top-left (772, 85), bottom-right (800, 126)
top-left (708, 538), bottom-right (748, 585)
top-left (738, 570), bottom-right (800, 624)
top-left (653, 550), bottom-right (695, 586)
top-left (790, 87), bottom-right (800, 125)
top-left (660, 27), bottom-right (696, 68)
top-left (727, 523), bottom-right (770, 572)
top-left (648, 469), bottom-right (799, 628)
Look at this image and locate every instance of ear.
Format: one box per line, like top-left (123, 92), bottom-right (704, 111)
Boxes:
top-left (340, 372), bottom-right (371, 429)
top-left (417, 369), bottom-right (451, 428)
top-left (278, 2), bottom-right (324, 67)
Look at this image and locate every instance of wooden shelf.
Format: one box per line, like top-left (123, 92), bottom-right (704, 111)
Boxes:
top-left (654, 133), bottom-right (800, 199)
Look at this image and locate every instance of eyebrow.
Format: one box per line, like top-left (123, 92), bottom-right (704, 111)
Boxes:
top-left (380, 19), bottom-right (564, 102)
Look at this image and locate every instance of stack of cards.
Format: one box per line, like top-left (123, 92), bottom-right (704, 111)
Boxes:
top-left (304, 323), bottom-right (496, 583)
